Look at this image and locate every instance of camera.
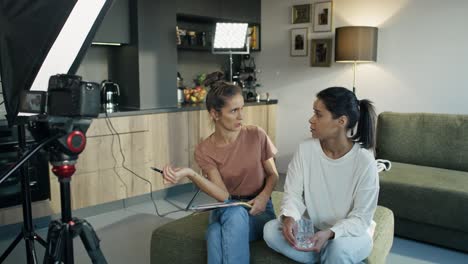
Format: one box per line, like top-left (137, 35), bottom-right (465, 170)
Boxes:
top-left (19, 74), bottom-right (100, 118)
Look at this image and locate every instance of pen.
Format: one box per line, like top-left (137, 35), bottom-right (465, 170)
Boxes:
top-left (150, 167), bottom-right (163, 174)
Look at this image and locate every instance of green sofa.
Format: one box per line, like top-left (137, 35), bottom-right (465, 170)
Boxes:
top-left (151, 191), bottom-right (394, 263)
top-left (376, 112), bottom-right (468, 252)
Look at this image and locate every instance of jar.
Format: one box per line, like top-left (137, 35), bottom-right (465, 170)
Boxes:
top-left (198, 32), bottom-right (206, 47)
top-left (187, 31), bottom-right (197, 46)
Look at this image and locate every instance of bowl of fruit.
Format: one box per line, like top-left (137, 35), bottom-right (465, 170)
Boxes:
top-left (183, 86), bottom-right (207, 104)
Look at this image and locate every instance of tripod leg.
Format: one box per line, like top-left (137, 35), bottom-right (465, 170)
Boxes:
top-left (43, 220), bottom-right (66, 264)
top-left (24, 237), bottom-right (38, 264)
top-left (34, 233), bottom-right (48, 247)
top-left (72, 219), bottom-right (107, 264)
top-left (0, 232), bottom-right (23, 262)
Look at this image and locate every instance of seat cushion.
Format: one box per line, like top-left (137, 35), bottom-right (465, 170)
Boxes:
top-left (376, 112), bottom-right (468, 172)
top-left (379, 162), bottom-right (468, 232)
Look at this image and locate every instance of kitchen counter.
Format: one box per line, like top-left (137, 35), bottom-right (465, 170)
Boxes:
top-left (0, 100), bottom-right (278, 126)
top-left (97, 100), bottom-right (278, 118)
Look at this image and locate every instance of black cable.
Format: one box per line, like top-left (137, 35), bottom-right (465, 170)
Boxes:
top-left (103, 113), bottom-right (128, 210)
top-left (0, 101), bottom-right (3, 106)
top-left (104, 113), bottom-right (186, 217)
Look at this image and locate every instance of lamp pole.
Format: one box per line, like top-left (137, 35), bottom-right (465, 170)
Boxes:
top-left (352, 61), bottom-right (357, 94)
top-left (229, 51), bottom-right (233, 83)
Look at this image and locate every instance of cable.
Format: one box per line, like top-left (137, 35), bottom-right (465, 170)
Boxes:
top-left (103, 113), bottom-right (128, 210)
top-left (376, 159), bottom-right (392, 172)
top-left (104, 112), bottom-right (186, 217)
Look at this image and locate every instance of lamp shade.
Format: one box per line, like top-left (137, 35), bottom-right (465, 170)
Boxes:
top-left (335, 26), bottom-right (378, 63)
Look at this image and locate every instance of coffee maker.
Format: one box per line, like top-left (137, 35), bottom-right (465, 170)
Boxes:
top-left (101, 80), bottom-right (120, 112)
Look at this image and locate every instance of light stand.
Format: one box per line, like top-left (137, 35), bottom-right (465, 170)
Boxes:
top-left (212, 23), bottom-right (250, 83)
top-left (0, 120), bottom-right (57, 264)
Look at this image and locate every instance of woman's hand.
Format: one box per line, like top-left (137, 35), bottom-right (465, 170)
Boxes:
top-left (281, 216), bottom-right (297, 247)
top-left (162, 165), bottom-right (195, 184)
top-left (296, 229), bottom-right (334, 252)
top-left (248, 193), bottom-right (269, 215)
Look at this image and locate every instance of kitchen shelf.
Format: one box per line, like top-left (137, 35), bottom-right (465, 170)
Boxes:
top-left (177, 45), bottom-right (211, 51)
top-left (176, 14), bottom-right (261, 52)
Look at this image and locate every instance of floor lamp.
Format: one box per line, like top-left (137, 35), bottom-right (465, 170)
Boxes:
top-left (335, 26), bottom-right (378, 94)
top-left (212, 22), bottom-right (250, 83)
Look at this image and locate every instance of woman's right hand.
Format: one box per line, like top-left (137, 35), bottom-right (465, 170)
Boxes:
top-left (281, 215), bottom-right (297, 247)
top-left (162, 165), bottom-right (195, 184)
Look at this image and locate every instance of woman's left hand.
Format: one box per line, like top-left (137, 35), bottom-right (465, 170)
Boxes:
top-left (296, 230), bottom-right (334, 252)
top-left (248, 193), bottom-right (269, 215)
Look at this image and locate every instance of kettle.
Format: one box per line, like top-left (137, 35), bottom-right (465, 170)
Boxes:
top-left (101, 80), bottom-right (120, 111)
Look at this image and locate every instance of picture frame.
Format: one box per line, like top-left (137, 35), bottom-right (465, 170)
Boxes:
top-left (290, 28), bottom-right (308, 57)
top-left (313, 1), bottom-right (333, 32)
top-left (311, 38), bottom-right (332, 67)
top-left (292, 4), bottom-right (311, 24)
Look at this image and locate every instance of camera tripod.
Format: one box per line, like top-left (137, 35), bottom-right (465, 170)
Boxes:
top-left (43, 157), bottom-right (106, 264)
top-left (0, 122), bottom-right (107, 263)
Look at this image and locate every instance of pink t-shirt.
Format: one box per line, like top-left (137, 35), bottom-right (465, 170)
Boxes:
top-left (195, 125), bottom-right (278, 196)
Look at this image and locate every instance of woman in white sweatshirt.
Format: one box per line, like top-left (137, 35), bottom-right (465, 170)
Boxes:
top-left (263, 87), bottom-right (379, 263)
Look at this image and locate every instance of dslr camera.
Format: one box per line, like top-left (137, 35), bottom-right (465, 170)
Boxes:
top-left (20, 74), bottom-right (100, 118)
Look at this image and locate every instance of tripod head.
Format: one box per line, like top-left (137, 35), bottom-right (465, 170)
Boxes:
top-left (29, 117), bottom-right (92, 179)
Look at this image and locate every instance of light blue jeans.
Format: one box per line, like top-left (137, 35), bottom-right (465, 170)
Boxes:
top-left (206, 199), bottom-right (275, 264)
top-left (263, 219), bottom-right (372, 264)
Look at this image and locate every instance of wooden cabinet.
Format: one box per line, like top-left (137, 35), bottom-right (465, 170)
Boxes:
top-left (0, 104), bottom-right (276, 225)
top-left (93, 0), bottom-right (130, 44)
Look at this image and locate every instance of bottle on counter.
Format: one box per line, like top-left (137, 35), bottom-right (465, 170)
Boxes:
top-left (177, 72), bottom-right (184, 104)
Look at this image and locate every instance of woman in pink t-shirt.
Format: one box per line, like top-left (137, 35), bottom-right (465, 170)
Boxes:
top-left (162, 77), bottom-right (279, 264)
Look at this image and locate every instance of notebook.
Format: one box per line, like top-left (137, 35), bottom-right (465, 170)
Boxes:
top-left (189, 201), bottom-right (252, 211)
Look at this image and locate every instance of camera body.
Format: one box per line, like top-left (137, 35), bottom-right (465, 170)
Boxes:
top-left (19, 74), bottom-right (100, 118)
top-left (19, 74), bottom-right (100, 160)
top-left (47, 74), bottom-right (100, 118)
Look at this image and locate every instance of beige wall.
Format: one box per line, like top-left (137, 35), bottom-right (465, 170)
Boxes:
top-left (257, 0), bottom-right (468, 172)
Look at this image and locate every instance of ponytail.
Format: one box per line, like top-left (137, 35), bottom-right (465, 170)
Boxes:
top-left (352, 99), bottom-right (377, 149)
top-left (317, 87), bottom-right (377, 150)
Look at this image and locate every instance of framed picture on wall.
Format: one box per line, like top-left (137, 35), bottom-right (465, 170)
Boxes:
top-left (313, 1), bottom-right (333, 32)
top-left (311, 38), bottom-right (332, 67)
top-left (292, 4), bottom-right (311, 24)
top-left (290, 28), bottom-right (308, 56)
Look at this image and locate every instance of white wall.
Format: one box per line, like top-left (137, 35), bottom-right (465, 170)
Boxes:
top-left (257, 0), bottom-right (468, 172)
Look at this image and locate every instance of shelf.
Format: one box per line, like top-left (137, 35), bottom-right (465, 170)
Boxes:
top-left (177, 45), bottom-right (211, 51)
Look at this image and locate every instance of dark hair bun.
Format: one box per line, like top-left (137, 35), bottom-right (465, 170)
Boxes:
top-left (203, 71), bottom-right (225, 88)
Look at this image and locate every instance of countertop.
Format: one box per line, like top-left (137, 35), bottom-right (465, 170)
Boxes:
top-left (0, 100), bottom-right (278, 126)
top-left (97, 99), bottom-right (278, 118)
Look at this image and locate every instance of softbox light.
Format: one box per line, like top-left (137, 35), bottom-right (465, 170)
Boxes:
top-left (0, 0), bottom-right (113, 126)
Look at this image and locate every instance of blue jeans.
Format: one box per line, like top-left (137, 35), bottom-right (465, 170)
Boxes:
top-left (263, 219), bottom-right (372, 264)
top-left (206, 199), bottom-right (275, 264)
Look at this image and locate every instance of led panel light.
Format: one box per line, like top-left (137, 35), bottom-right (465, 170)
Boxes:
top-left (213, 23), bottom-right (249, 49)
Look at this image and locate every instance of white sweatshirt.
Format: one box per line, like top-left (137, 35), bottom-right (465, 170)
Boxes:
top-left (280, 139), bottom-right (380, 239)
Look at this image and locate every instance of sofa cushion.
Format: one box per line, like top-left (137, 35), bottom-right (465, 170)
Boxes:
top-left (379, 162), bottom-right (468, 232)
top-left (151, 192), bottom-right (394, 264)
top-left (376, 112), bottom-right (468, 172)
